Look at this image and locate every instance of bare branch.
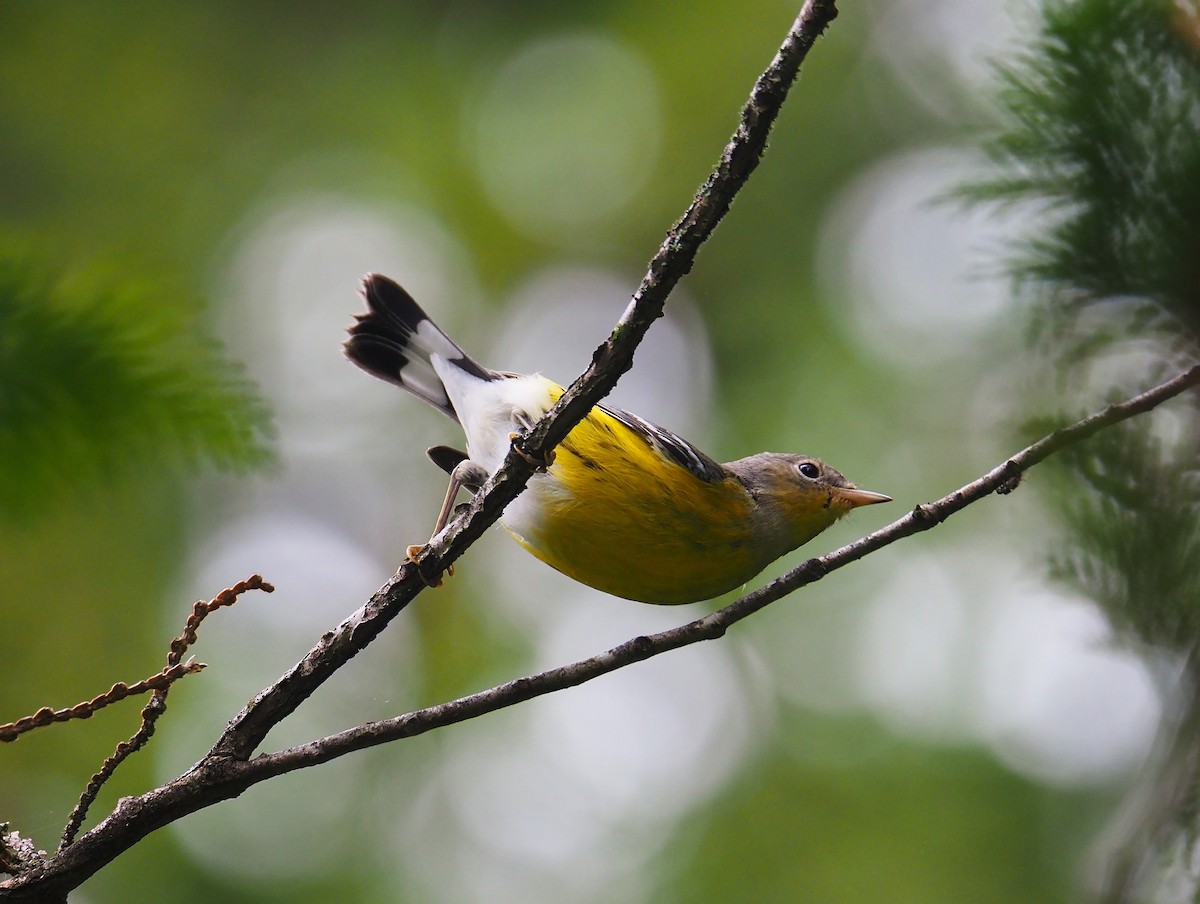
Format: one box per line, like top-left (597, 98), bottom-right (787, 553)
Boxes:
top-left (6, 361), bottom-right (1191, 900)
top-left (207, 0), bottom-right (839, 766)
top-left (0, 3), bottom-right (844, 897)
top-left (237, 363), bottom-right (1200, 773)
top-left (58, 574), bottom-right (275, 851)
top-left (0, 661), bottom-right (203, 745)
top-left (0, 6), bottom-right (840, 897)
top-left (511, 0), bottom-right (839, 463)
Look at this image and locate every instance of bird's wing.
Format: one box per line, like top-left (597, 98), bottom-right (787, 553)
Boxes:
top-left (599, 404), bottom-right (727, 484)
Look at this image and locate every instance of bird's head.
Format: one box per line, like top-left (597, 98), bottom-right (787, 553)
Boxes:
top-left (727, 452), bottom-right (891, 557)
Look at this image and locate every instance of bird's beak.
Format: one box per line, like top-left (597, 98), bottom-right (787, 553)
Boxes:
top-left (835, 487), bottom-right (892, 508)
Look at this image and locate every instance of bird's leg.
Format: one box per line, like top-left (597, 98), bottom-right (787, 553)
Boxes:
top-left (430, 458), bottom-right (490, 538)
top-left (406, 457), bottom-right (490, 586)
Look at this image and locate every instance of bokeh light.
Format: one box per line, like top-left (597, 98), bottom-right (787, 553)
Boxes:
top-left (466, 32), bottom-right (663, 246)
top-left (817, 147), bottom-right (1017, 368)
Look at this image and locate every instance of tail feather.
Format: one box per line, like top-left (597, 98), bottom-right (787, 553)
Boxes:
top-left (344, 273), bottom-right (494, 420)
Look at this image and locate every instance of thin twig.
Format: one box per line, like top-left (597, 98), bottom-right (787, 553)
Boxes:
top-left (0, 661), bottom-right (203, 744)
top-left (57, 575), bottom-right (274, 850)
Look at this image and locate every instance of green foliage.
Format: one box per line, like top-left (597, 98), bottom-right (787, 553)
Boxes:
top-left (970, 6), bottom-right (1200, 891)
top-left (970, 0), bottom-right (1200, 659)
top-left (1050, 420), bottom-right (1200, 652)
top-left (971, 0), bottom-right (1200, 356)
top-left (0, 245), bottom-right (274, 518)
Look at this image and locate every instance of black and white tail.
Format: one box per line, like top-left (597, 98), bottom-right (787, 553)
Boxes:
top-left (344, 274), bottom-right (495, 421)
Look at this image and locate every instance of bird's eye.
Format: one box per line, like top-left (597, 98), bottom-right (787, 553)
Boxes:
top-left (797, 461), bottom-right (820, 480)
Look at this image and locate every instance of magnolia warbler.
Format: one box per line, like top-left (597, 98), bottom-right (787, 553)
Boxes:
top-left (345, 274), bottom-right (890, 604)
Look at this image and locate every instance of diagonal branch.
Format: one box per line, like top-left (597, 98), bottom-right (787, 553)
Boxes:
top-left (208, 0), bottom-right (839, 765)
top-left (58, 575), bottom-right (274, 850)
top-left (0, 6), bottom-right (840, 899)
top-left (235, 363), bottom-right (1199, 774)
top-left (511, 0), bottom-right (839, 462)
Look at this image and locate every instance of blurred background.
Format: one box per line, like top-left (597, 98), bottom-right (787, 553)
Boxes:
top-left (2, 1), bottom-right (1196, 901)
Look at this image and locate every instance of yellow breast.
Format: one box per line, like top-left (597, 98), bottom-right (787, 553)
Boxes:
top-left (502, 395), bottom-right (765, 604)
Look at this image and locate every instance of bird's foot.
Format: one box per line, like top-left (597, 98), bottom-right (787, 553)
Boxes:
top-left (509, 432), bottom-right (556, 471)
top-left (405, 544), bottom-right (454, 587)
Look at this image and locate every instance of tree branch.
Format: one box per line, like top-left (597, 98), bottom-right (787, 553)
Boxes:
top-left (5, 357), bottom-right (1194, 898)
top-left (0, 660), bottom-right (203, 745)
top-left (236, 362), bottom-right (1200, 774)
top-left (0, 4), bottom-right (839, 898)
top-left (58, 575), bottom-right (274, 851)
top-left (209, 0), bottom-right (838, 764)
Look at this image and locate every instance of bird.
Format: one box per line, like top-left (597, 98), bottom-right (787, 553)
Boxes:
top-left (344, 273), bottom-right (890, 605)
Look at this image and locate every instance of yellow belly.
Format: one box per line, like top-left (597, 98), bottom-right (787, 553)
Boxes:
top-left (502, 404), bottom-right (765, 604)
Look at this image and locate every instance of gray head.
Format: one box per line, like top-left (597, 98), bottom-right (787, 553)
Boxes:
top-left (725, 452), bottom-right (891, 555)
